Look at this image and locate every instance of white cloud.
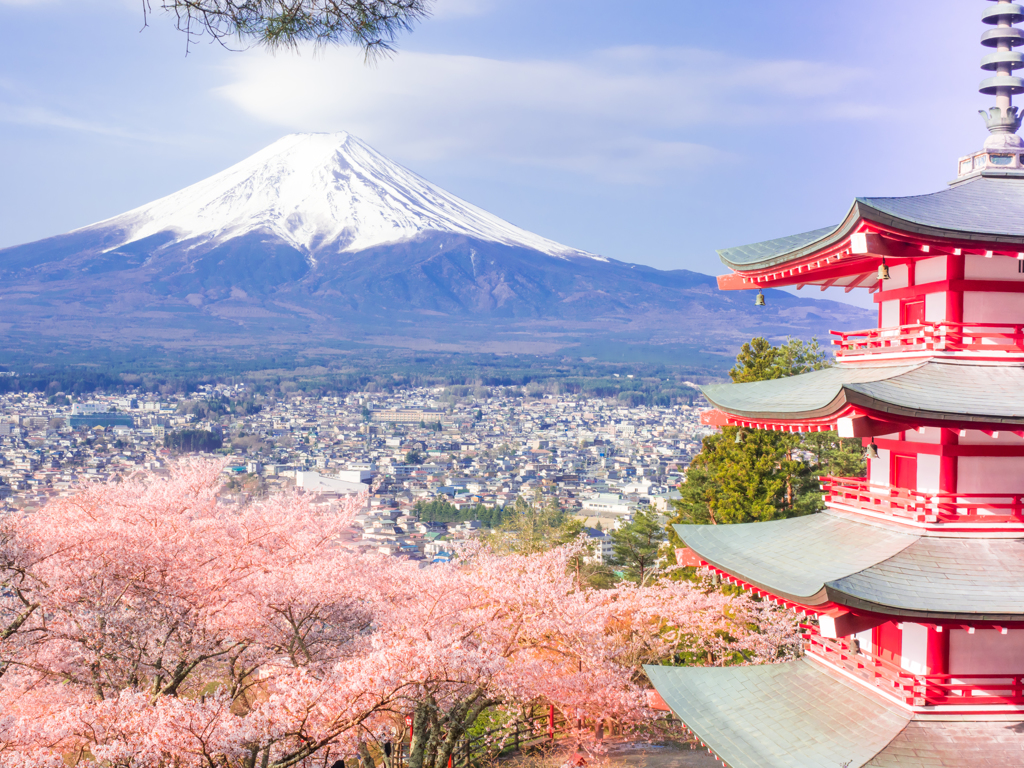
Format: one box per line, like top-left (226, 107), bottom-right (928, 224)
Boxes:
top-left (215, 45), bottom-right (878, 183)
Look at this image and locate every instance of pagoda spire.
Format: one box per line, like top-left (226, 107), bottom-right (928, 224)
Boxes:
top-left (980, 0), bottom-right (1024, 145)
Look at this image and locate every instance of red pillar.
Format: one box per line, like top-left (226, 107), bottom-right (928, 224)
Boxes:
top-left (927, 626), bottom-right (950, 675)
top-left (946, 254), bottom-right (964, 324)
top-left (939, 428), bottom-right (958, 494)
top-left (548, 704), bottom-right (555, 742)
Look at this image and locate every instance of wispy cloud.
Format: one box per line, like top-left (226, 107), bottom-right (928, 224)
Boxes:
top-left (215, 45), bottom-right (879, 184)
top-left (0, 103), bottom-right (137, 137)
top-left (0, 90), bottom-right (191, 144)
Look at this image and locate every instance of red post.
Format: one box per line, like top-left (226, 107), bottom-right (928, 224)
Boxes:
top-left (946, 253), bottom-right (964, 324)
top-left (406, 715), bottom-right (413, 744)
top-left (938, 428), bottom-right (958, 498)
top-left (548, 704), bottom-right (555, 743)
top-left (926, 625), bottom-right (949, 676)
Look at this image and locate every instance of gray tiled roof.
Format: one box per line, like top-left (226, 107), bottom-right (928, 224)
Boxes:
top-left (859, 177), bottom-right (1024, 239)
top-left (834, 536), bottom-right (1024, 619)
top-left (701, 364), bottom-right (920, 418)
top-left (677, 513), bottom-right (1024, 620)
top-left (674, 514), bottom-right (916, 601)
top-left (644, 659), bottom-right (910, 768)
top-left (865, 720), bottom-right (1024, 767)
top-left (718, 177), bottom-right (1024, 272)
top-left (717, 226), bottom-right (839, 267)
top-left (646, 660), bottom-right (1024, 768)
top-left (702, 361), bottom-right (1024, 424)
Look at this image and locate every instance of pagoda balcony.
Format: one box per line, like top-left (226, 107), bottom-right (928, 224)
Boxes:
top-left (821, 475), bottom-right (1024, 530)
top-left (831, 321), bottom-right (1024, 361)
top-left (802, 623), bottom-right (1024, 711)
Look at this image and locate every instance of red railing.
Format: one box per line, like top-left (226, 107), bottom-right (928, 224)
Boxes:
top-left (831, 322), bottom-right (1024, 358)
top-left (802, 624), bottom-right (1024, 707)
top-left (821, 476), bottom-right (1024, 525)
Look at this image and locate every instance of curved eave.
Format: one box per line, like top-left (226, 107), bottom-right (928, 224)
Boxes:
top-left (826, 589), bottom-right (1024, 623)
top-left (644, 660), bottom-right (911, 768)
top-left (705, 390), bottom-right (1024, 429)
top-left (718, 179), bottom-right (1024, 280)
top-left (677, 515), bottom-right (1024, 622)
top-left (645, 661), bottom-right (1024, 768)
top-left (718, 204), bottom-right (858, 273)
top-left (702, 386), bottom-right (850, 424)
top-left (674, 515), bottom-right (917, 608)
top-left (701, 362), bottom-right (1024, 429)
top-left (856, 194), bottom-right (1024, 248)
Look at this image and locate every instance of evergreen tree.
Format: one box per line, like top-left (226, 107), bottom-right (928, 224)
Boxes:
top-left (486, 492), bottom-right (581, 555)
top-left (609, 507), bottom-right (665, 585)
top-left (412, 499), bottom-right (504, 527)
top-left (669, 337), bottom-right (864, 545)
top-left (164, 428), bottom-right (223, 453)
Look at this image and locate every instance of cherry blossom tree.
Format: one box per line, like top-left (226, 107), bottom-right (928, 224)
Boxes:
top-left (0, 462), bottom-right (798, 768)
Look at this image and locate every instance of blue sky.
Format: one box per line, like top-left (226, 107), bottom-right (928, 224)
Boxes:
top-left (0, 0), bottom-right (990, 309)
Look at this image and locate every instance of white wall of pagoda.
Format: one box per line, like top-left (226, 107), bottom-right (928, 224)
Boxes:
top-left (963, 292), bottom-right (1024, 323)
top-left (873, 253), bottom-right (1024, 327)
top-left (861, 428), bottom-right (1024, 497)
top-left (950, 630), bottom-right (1024, 675)
top-left (959, 456), bottom-right (1024, 493)
top-left (901, 623), bottom-right (929, 675)
top-left (868, 448), bottom-right (890, 487)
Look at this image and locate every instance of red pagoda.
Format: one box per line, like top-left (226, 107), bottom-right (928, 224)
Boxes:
top-left (646, 2), bottom-right (1024, 766)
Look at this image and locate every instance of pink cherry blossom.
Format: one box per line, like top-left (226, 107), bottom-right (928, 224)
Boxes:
top-left (0, 462), bottom-right (797, 768)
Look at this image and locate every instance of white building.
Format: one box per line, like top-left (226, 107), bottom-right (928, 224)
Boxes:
top-left (295, 471), bottom-right (368, 496)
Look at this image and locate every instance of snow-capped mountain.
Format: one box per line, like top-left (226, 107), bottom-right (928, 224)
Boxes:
top-left (81, 132), bottom-right (597, 261)
top-left (0, 133), bottom-right (874, 357)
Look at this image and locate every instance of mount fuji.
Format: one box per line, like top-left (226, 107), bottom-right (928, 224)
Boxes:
top-left (0, 132), bottom-right (871, 359)
top-left (83, 133), bottom-right (597, 262)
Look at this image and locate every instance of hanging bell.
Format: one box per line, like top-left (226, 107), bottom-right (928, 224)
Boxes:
top-left (755, 290), bottom-right (766, 306)
top-left (878, 259), bottom-right (890, 281)
top-left (865, 442), bottom-right (880, 460)
top-left (735, 431), bottom-right (744, 444)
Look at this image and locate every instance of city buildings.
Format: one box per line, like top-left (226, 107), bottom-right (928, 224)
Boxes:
top-left (0, 384), bottom-right (706, 561)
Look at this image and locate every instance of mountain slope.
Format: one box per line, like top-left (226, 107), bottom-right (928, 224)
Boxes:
top-left (79, 132), bottom-right (597, 260)
top-left (0, 133), bottom-right (872, 359)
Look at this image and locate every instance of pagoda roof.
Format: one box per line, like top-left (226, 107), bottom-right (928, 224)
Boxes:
top-left (719, 176), bottom-right (1024, 272)
top-left (702, 361), bottom-right (1024, 426)
top-left (645, 659), bottom-right (1024, 768)
top-left (675, 512), bottom-right (1024, 620)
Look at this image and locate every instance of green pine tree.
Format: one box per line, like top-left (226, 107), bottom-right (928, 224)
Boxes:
top-left (668, 336), bottom-right (864, 548)
top-left (486, 492), bottom-right (581, 555)
top-left (609, 507), bottom-right (665, 585)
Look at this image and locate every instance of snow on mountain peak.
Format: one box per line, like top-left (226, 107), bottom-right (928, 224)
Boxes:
top-left (83, 132), bottom-right (598, 260)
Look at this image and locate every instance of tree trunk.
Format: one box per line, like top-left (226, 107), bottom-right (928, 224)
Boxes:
top-left (423, 706), bottom-right (441, 768)
top-left (358, 741), bottom-right (376, 768)
top-left (407, 702), bottom-right (431, 768)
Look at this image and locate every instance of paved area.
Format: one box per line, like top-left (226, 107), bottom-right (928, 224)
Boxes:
top-left (599, 741), bottom-right (721, 768)
top-left (503, 740), bottom-right (719, 768)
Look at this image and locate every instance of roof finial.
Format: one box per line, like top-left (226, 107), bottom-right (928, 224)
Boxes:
top-left (980, 0), bottom-right (1024, 147)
